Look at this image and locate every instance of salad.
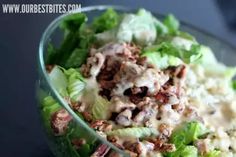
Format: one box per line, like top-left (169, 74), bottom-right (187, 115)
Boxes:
top-left (41, 8), bottom-right (236, 157)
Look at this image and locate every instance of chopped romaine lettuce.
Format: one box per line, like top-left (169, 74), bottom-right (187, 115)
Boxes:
top-left (92, 95), bottom-right (110, 120)
top-left (63, 68), bottom-right (85, 102)
top-left (163, 14), bottom-right (180, 35)
top-left (60, 13), bottom-right (87, 32)
top-left (106, 127), bottom-right (159, 138)
top-left (166, 145), bottom-right (198, 157)
top-left (64, 49), bottom-right (88, 68)
top-left (48, 66), bottom-right (68, 97)
top-left (47, 13), bottom-right (94, 68)
top-left (143, 51), bottom-right (182, 69)
top-left (41, 96), bottom-right (61, 132)
top-left (171, 121), bottom-right (207, 148)
top-left (153, 18), bottom-right (168, 35)
top-left (177, 31), bottom-right (196, 41)
top-left (202, 150), bottom-right (221, 157)
top-left (78, 23), bottom-right (96, 49)
top-left (143, 41), bottom-right (202, 69)
top-left (232, 80), bottom-right (236, 90)
top-left (198, 45), bottom-right (236, 82)
top-left (180, 146), bottom-right (198, 157)
top-left (198, 46), bottom-right (217, 66)
top-left (166, 122), bottom-right (207, 157)
top-left (92, 8), bottom-right (119, 33)
top-left (171, 36), bottom-right (195, 50)
top-left (46, 43), bottom-right (57, 64)
top-left (66, 123), bottom-right (97, 156)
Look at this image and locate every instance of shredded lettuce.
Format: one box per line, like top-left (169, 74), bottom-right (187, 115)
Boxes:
top-left (143, 51), bottom-right (182, 69)
top-left (166, 145), bottom-right (198, 157)
top-left (198, 46), bottom-right (217, 66)
top-left (56, 13), bottom-right (87, 66)
top-left (165, 122), bottom-right (207, 157)
top-left (61, 13), bottom-right (87, 32)
top-left (64, 49), bottom-right (88, 68)
top-left (92, 8), bottom-right (119, 33)
top-left (66, 123), bottom-right (97, 157)
top-left (163, 14), bottom-right (180, 35)
top-left (92, 95), bottom-right (110, 120)
top-left (78, 23), bottom-right (96, 49)
top-left (202, 150), bottom-right (221, 157)
top-left (143, 41), bottom-right (202, 69)
top-left (180, 146), bottom-right (198, 157)
top-left (198, 45), bottom-right (236, 82)
top-left (48, 66), bottom-right (68, 97)
top-left (63, 68), bottom-right (85, 102)
top-left (232, 80), bottom-right (236, 90)
top-left (171, 121), bottom-right (207, 148)
top-left (153, 18), bottom-right (168, 35)
top-left (41, 96), bottom-right (62, 132)
top-left (47, 13), bottom-right (93, 68)
top-left (106, 127), bottom-right (159, 138)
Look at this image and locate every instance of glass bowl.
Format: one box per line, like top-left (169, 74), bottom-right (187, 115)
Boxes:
top-left (37, 5), bottom-right (236, 157)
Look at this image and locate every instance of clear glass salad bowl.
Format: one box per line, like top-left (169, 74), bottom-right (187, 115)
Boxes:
top-left (37, 5), bottom-right (236, 157)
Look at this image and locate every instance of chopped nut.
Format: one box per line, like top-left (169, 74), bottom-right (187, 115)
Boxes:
top-left (81, 111), bottom-right (93, 122)
top-left (194, 140), bottom-right (207, 155)
top-left (51, 109), bottom-right (72, 136)
top-left (90, 120), bottom-right (113, 132)
top-left (91, 144), bottom-right (110, 157)
top-left (158, 123), bottom-right (172, 137)
top-left (123, 141), bottom-right (143, 155)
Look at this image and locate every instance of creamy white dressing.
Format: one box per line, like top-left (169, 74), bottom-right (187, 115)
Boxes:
top-left (186, 64), bottom-right (236, 152)
top-left (134, 68), bottom-right (169, 94)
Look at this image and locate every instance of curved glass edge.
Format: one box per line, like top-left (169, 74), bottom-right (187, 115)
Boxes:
top-left (38, 5), bottom-right (130, 157)
top-left (38, 5), bottom-right (236, 157)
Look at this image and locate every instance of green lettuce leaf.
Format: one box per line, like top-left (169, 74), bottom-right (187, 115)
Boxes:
top-left (198, 45), bottom-right (236, 82)
top-left (166, 122), bottom-right (207, 157)
top-left (41, 96), bottom-right (61, 132)
top-left (48, 66), bottom-right (68, 97)
top-left (232, 80), bottom-right (236, 90)
top-left (92, 8), bottom-right (119, 33)
top-left (171, 121), bottom-right (207, 148)
top-left (47, 13), bottom-right (91, 67)
top-left (198, 46), bottom-right (217, 66)
top-left (92, 95), bottom-right (110, 120)
top-left (181, 146), bottom-right (198, 157)
top-left (63, 68), bottom-right (85, 102)
top-left (143, 51), bottom-right (182, 69)
top-left (106, 127), bottom-right (159, 138)
top-left (166, 145), bottom-right (198, 157)
top-left (64, 48), bottom-right (88, 68)
top-left (153, 18), bottom-right (168, 35)
top-left (60, 13), bottom-right (87, 32)
top-left (143, 41), bottom-right (202, 69)
top-left (163, 14), bottom-right (180, 35)
top-left (78, 23), bottom-right (96, 49)
top-left (203, 150), bottom-right (221, 157)
top-left (66, 123), bottom-right (97, 156)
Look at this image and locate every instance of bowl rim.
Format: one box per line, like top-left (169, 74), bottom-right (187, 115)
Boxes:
top-left (38, 5), bottom-right (236, 156)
